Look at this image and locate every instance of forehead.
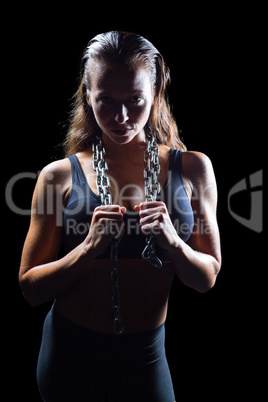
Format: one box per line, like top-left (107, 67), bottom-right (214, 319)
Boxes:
top-left (89, 62), bottom-right (152, 94)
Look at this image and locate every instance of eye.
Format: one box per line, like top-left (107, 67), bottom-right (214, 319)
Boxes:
top-left (130, 95), bottom-right (143, 104)
top-left (99, 96), bottom-right (113, 104)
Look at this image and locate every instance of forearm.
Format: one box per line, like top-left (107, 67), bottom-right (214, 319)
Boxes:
top-left (19, 242), bottom-right (96, 306)
top-left (169, 240), bottom-right (220, 293)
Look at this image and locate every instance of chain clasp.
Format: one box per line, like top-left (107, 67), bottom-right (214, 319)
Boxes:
top-left (141, 235), bottom-right (162, 269)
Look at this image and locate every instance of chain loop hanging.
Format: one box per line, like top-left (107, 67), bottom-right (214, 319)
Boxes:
top-left (92, 137), bottom-right (112, 206)
top-left (92, 137), bottom-right (124, 335)
top-left (141, 133), bottom-right (162, 269)
top-left (92, 133), bottom-right (162, 333)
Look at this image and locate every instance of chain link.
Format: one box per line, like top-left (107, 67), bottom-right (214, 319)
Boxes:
top-left (141, 133), bottom-right (162, 269)
top-left (92, 137), bottom-right (124, 335)
top-left (110, 239), bottom-right (124, 335)
top-left (144, 133), bottom-right (161, 201)
top-left (92, 133), bottom-right (162, 333)
top-left (92, 137), bottom-right (112, 205)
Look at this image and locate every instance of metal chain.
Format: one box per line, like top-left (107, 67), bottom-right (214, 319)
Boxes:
top-left (141, 133), bottom-right (162, 269)
top-left (92, 133), bottom-right (162, 333)
top-left (92, 137), bottom-right (112, 205)
top-left (110, 238), bottom-right (124, 335)
top-left (92, 137), bottom-right (124, 335)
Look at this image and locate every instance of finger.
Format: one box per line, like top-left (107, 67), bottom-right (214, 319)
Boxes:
top-left (140, 220), bottom-right (162, 236)
top-left (134, 204), bottom-right (141, 212)
top-left (134, 202), bottom-right (157, 212)
top-left (134, 202), bottom-right (165, 215)
top-left (140, 212), bottom-right (164, 225)
top-left (138, 201), bottom-right (166, 210)
top-left (139, 205), bottom-right (167, 218)
top-left (140, 201), bottom-right (165, 208)
top-left (94, 211), bottom-right (124, 222)
top-left (120, 206), bottom-right (127, 214)
top-left (94, 205), bottom-right (122, 213)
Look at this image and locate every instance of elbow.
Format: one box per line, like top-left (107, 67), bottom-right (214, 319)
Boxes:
top-left (19, 274), bottom-right (44, 307)
top-left (20, 285), bottom-right (43, 307)
top-left (197, 278), bottom-right (216, 294)
top-left (198, 260), bottom-right (221, 294)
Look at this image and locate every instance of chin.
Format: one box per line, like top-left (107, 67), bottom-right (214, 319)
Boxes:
top-left (103, 130), bottom-right (139, 145)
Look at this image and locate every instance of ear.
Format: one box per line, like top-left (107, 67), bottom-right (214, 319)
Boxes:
top-left (151, 85), bottom-right (157, 106)
top-left (86, 89), bottom-right (92, 107)
top-left (150, 92), bottom-right (156, 108)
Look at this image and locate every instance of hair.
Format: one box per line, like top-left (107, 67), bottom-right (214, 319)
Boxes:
top-left (63, 31), bottom-right (186, 155)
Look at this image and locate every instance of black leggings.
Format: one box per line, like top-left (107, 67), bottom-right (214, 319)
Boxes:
top-left (37, 306), bottom-right (175, 401)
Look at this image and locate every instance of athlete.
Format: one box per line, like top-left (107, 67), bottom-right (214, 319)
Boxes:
top-left (19, 31), bottom-right (221, 401)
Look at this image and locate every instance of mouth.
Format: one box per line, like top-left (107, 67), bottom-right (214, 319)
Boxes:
top-left (111, 129), bottom-right (132, 135)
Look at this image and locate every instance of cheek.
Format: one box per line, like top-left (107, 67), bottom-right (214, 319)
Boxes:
top-left (91, 100), bottom-right (152, 127)
top-left (131, 103), bottom-right (152, 125)
top-left (91, 104), bottom-right (110, 126)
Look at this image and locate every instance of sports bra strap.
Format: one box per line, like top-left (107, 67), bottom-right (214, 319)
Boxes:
top-left (67, 155), bottom-right (87, 186)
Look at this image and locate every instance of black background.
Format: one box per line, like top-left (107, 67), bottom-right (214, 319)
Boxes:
top-left (5, 6), bottom-right (264, 401)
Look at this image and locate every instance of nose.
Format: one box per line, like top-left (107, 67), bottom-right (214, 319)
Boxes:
top-left (114, 104), bottom-right (129, 124)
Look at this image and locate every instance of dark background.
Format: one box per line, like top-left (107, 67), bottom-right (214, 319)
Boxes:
top-left (5, 6), bottom-right (263, 401)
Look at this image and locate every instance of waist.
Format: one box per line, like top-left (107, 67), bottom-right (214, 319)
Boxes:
top-left (97, 240), bottom-right (171, 260)
top-left (54, 257), bottom-right (174, 333)
top-left (53, 304), bottom-right (164, 337)
top-left (49, 304), bottom-right (166, 366)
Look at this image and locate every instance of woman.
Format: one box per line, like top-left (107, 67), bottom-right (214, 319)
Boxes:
top-left (19, 31), bottom-right (221, 401)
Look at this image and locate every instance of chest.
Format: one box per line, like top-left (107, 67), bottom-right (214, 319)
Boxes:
top-left (63, 150), bottom-right (194, 251)
top-left (84, 157), bottom-right (169, 211)
top-left (90, 164), bottom-right (167, 210)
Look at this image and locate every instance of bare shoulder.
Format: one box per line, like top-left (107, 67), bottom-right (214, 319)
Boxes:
top-left (182, 151), bottom-right (215, 182)
top-left (42, 158), bottom-right (71, 184)
top-left (35, 158), bottom-right (72, 201)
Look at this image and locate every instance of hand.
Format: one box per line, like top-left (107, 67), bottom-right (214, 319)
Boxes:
top-left (85, 205), bottom-right (126, 258)
top-left (134, 201), bottom-right (181, 252)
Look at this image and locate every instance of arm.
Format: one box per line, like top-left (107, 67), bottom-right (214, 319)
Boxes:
top-left (19, 161), bottom-right (89, 306)
top-left (135, 152), bottom-right (221, 293)
top-left (170, 151), bottom-right (221, 292)
top-left (19, 161), bottom-right (125, 306)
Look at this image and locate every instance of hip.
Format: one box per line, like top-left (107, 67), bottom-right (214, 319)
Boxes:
top-left (37, 305), bottom-right (175, 401)
top-left (37, 304), bottom-right (168, 380)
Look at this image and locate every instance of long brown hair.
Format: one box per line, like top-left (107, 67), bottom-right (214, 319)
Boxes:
top-left (63, 31), bottom-right (186, 155)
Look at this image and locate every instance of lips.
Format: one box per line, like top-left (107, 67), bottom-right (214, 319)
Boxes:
top-left (111, 129), bottom-right (132, 135)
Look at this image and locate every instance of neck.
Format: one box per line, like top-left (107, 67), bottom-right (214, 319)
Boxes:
top-left (102, 130), bottom-right (147, 164)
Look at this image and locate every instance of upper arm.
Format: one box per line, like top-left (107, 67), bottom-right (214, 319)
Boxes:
top-left (182, 151), bottom-right (222, 267)
top-left (19, 160), bottom-right (70, 279)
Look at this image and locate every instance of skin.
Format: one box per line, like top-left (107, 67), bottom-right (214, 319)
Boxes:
top-left (19, 62), bottom-right (221, 333)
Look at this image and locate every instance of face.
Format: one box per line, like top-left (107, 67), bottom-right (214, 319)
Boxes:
top-left (86, 62), bottom-right (154, 145)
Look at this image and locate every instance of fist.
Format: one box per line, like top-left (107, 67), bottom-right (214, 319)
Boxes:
top-left (86, 205), bottom-right (126, 257)
top-left (134, 201), bottom-right (180, 251)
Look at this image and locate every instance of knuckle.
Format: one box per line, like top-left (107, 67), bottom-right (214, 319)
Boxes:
top-left (111, 204), bottom-right (121, 212)
top-left (94, 210), bottom-right (103, 220)
top-left (94, 206), bottom-right (104, 212)
top-left (98, 217), bottom-right (106, 224)
top-left (161, 205), bottom-right (167, 214)
top-left (157, 212), bottom-right (164, 221)
top-left (154, 220), bottom-right (163, 234)
top-left (139, 202), bottom-right (146, 210)
top-left (139, 210), bottom-right (146, 218)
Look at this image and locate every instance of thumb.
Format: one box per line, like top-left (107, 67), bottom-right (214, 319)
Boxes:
top-left (120, 206), bottom-right (127, 214)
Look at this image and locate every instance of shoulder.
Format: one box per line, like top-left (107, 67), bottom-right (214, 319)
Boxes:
top-left (34, 158), bottom-right (72, 200)
top-left (181, 151), bottom-right (216, 193)
top-left (42, 158), bottom-right (71, 180)
top-left (182, 151), bottom-right (213, 175)
top-left (42, 158), bottom-right (71, 183)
